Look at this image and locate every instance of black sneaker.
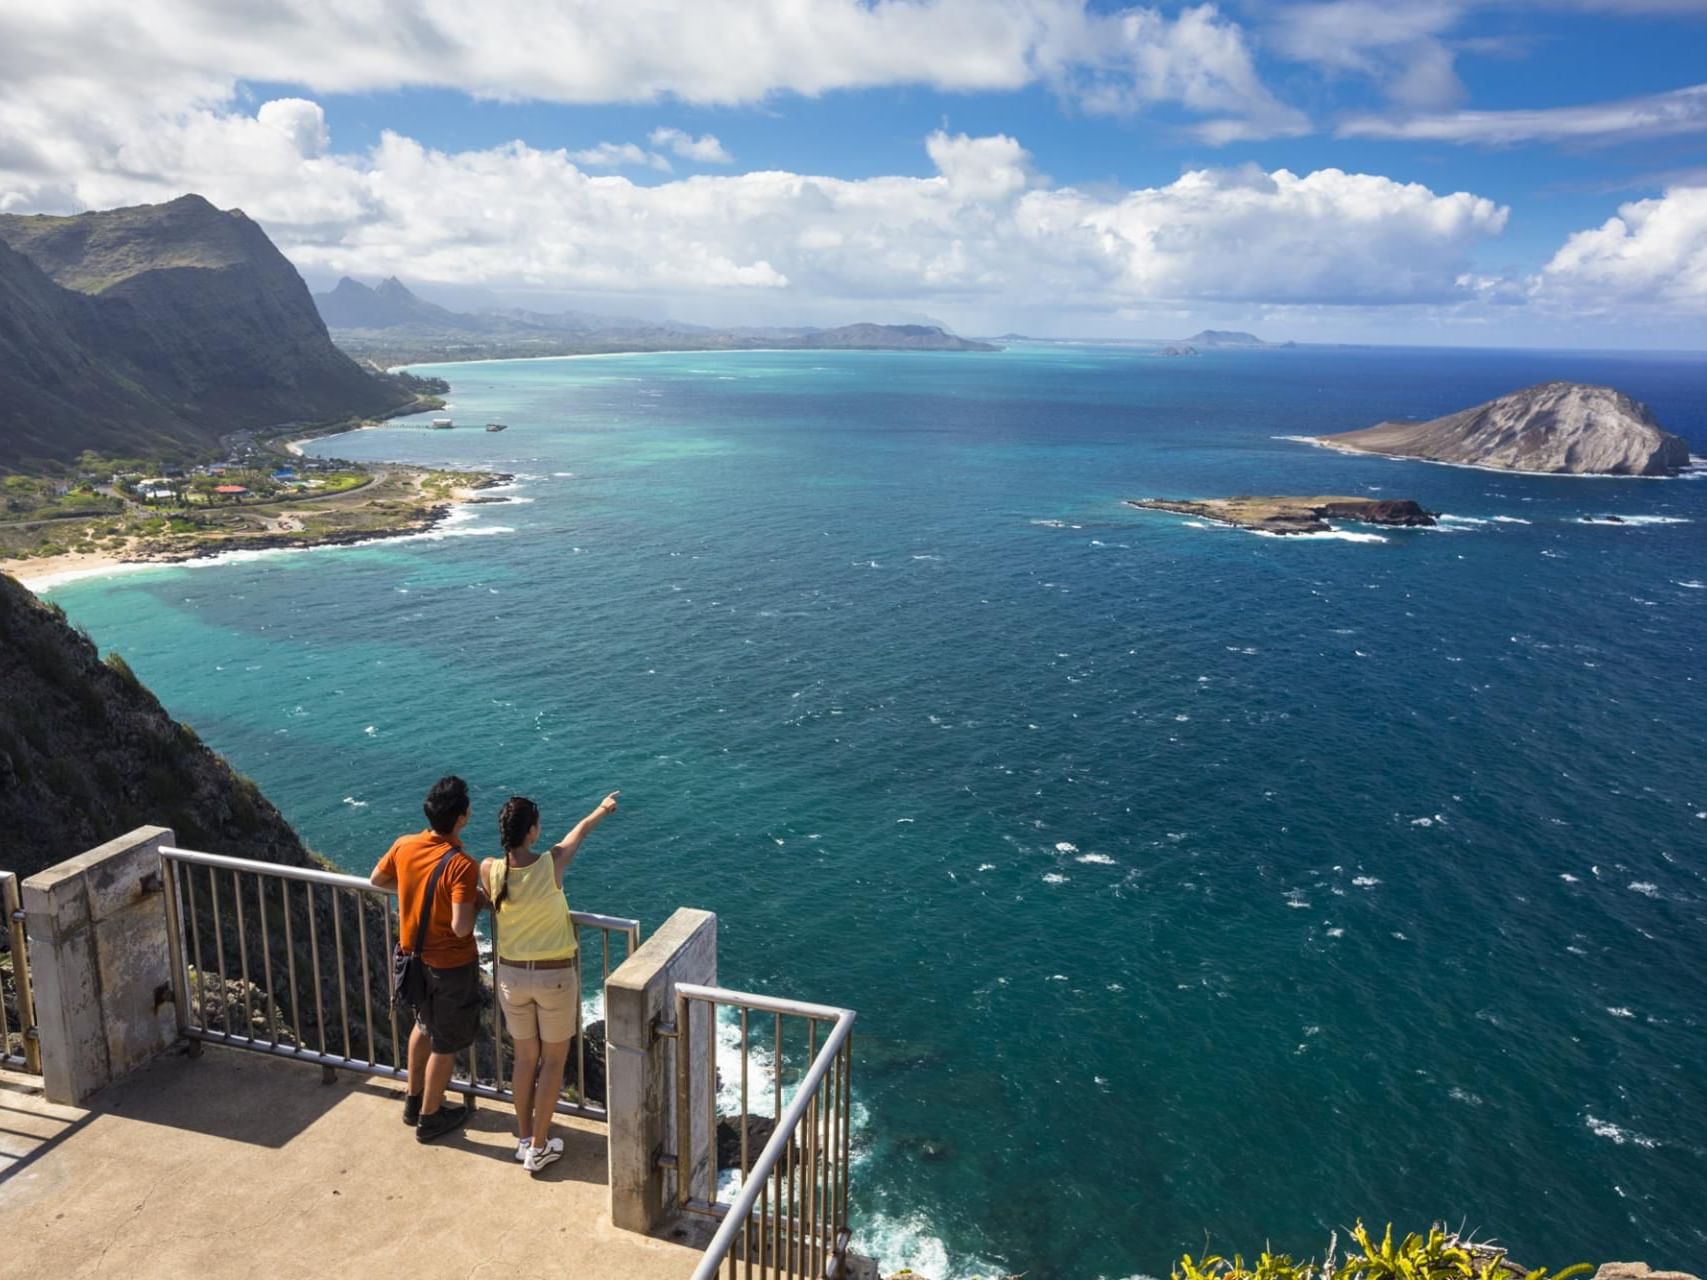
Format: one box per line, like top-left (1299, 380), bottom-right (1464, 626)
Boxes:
top-left (415, 1103), bottom-right (469, 1143)
top-left (402, 1093), bottom-right (422, 1127)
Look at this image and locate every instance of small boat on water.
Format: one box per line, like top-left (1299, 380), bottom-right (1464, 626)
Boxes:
top-left (430, 417), bottom-right (453, 429)
top-left (485, 422), bottom-right (508, 433)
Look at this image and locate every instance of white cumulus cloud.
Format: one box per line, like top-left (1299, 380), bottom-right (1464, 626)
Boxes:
top-left (1538, 186), bottom-right (1707, 307)
top-left (0, 93), bottom-right (1508, 314)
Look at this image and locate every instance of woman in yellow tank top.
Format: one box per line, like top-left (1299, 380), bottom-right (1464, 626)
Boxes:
top-left (482, 790), bottom-right (619, 1174)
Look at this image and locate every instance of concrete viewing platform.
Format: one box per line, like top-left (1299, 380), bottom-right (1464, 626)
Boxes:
top-left (0, 1047), bottom-right (705, 1279)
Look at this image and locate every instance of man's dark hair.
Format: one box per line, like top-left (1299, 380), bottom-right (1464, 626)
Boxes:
top-left (423, 775), bottom-right (470, 835)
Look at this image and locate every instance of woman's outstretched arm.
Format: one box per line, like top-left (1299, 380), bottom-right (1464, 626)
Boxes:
top-left (550, 791), bottom-right (620, 873)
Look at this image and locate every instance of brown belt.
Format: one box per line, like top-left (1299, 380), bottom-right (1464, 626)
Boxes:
top-left (498, 956), bottom-right (576, 971)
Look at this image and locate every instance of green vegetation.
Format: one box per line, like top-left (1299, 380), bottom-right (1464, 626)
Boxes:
top-left (1173, 1224), bottom-right (1592, 1280)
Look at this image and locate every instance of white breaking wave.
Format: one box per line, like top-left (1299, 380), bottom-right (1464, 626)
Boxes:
top-left (1575, 514), bottom-right (1692, 526)
top-left (1440, 514), bottom-right (1491, 525)
top-left (1586, 1115), bottom-right (1660, 1148)
top-left (1490, 515), bottom-right (1532, 524)
top-left (1054, 842), bottom-right (1079, 854)
top-left (1075, 852), bottom-right (1118, 866)
top-left (1251, 527), bottom-right (1388, 544)
top-left (1628, 881), bottom-right (1661, 898)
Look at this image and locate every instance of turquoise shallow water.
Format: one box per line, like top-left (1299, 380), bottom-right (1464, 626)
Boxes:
top-left (46, 344), bottom-right (1707, 1277)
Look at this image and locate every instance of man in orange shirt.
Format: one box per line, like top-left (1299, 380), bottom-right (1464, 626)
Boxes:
top-left (372, 775), bottom-right (485, 1142)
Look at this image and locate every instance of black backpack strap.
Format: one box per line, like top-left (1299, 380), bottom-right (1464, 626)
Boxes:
top-left (409, 848), bottom-right (459, 956)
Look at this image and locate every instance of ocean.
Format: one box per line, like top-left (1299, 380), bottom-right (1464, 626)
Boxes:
top-left (44, 342), bottom-right (1707, 1277)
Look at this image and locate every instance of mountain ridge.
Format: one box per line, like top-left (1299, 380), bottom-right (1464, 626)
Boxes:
top-left (313, 275), bottom-right (1000, 362)
top-left (0, 195), bottom-right (412, 470)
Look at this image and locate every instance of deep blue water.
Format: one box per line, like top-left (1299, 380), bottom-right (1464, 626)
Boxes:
top-left (46, 344), bottom-right (1707, 1278)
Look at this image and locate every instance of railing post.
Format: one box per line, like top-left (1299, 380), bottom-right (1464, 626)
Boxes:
top-left (21, 826), bottom-right (177, 1104)
top-left (2, 872), bottom-right (41, 1073)
top-left (605, 906), bottom-right (717, 1234)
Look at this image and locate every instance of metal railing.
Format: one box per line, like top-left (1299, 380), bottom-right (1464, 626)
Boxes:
top-left (0, 872), bottom-right (41, 1074)
top-left (159, 846), bottom-right (640, 1117)
top-left (673, 983), bottom-right (856, 1280)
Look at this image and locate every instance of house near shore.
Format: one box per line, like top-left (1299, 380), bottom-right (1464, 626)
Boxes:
top-left (213, 484), bottom-right (248, 501)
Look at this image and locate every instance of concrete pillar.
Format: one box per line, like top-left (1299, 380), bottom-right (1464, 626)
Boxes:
top-left (605, 907), bottom-right (717, 1234)
top-left (22, 826), bottom-right (177, 1104)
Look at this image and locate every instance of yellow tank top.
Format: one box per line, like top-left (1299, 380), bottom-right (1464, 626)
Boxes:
top-left (486, 852), bottom-right (577, 963)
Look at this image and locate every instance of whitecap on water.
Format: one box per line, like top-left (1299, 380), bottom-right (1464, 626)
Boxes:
top-left (1606, 1006), bottom-right (1636, 1018)
top-left (1075, 852), bottom-right (1117, 866)
top-left (1628, 881), bottom-right (1661, 898)
top-left (1440, 515), bottom-right (1491, 525)
top-left (1490, 515), bottom-right (1531, 524)
top-left (1585, 1115), bottom-right (1659, 1148)
top-left (1054, 842), bottom-right (1078, 854)
top-left (1676, 580), bottom-right (1706, 589)
top-left (342, 796), bottom-right (368, 807)
top-left (1042, 872), bottom-right (1070, 884)
top-left (1352, 876), bottom-right (1381, 888)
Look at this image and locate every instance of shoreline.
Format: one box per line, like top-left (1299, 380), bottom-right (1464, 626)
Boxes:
top-left (1279, 434), bottom-right (1707, 480)
top-left (2, 472), bottom-right (510, 594)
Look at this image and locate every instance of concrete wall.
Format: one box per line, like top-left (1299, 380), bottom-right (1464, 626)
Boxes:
top-left (606, 907), bottom-right (717, 1233)
top-left (22, 826), bottom-right (178, 1104)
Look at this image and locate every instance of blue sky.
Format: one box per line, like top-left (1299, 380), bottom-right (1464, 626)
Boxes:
top-left (6, 2), bottom-right (1707, 346)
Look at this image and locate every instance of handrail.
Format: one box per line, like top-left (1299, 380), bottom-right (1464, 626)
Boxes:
top-left (157, 844), bottom-right (640, 1118)
top-left (159, 844), bottom-right (639, 950)
top-left (677, 983), bottom-right (856, 1280)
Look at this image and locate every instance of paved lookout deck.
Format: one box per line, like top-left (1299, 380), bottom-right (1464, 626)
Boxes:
top-left (0, 1046), bottom-right (704, 1279)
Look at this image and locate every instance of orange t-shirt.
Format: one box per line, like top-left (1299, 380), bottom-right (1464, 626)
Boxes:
top-left (375, 830), bottom-right (479, 969)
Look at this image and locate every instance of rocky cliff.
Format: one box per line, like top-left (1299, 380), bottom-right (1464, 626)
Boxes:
top-left (0, 569), bottom-right (314, 874)
top-left (0, 195), bottom-right (411, 470)
top-left (1318, 382), bottom-right (1693, 476)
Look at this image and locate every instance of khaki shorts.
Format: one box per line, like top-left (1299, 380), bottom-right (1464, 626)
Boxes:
top-left (495, 957), bottom-right (580, 1043)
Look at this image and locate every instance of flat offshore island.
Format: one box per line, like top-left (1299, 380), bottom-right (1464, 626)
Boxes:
top-left (1127, 494), bottom-right (1437, 535)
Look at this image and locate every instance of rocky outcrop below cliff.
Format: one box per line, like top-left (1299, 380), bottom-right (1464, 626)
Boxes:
top-left (1316, 382), bottom-right (1692, 476)
top-left (1128, 495), bottom-right (1436, 535)
top-left (0, 194), bottom-right (412, 469)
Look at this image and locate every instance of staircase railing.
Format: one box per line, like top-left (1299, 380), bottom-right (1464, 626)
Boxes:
top-left (670, 983), bottom-right (856, 1279)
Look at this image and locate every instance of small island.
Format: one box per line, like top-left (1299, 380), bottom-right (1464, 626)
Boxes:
top-left (1127, 495), bottom-right (1437, 535)
top-left (1313, 382), bottom-right (1692, 476)
top-left (1157, 344), bottom-right (1198, 357)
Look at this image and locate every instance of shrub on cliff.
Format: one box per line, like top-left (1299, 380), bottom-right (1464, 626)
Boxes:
top-left (1175, 1223), bottom-right (1591, 1280)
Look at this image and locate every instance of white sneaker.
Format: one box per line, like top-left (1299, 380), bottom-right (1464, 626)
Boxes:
top-left (514, 1138), bottom-right (532, 1163)
top-left (523, 1137), bottom-right (563, 1175)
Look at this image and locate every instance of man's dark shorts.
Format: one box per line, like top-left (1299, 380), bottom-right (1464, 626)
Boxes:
top-left (410, 961), bottom-right (481, 1054)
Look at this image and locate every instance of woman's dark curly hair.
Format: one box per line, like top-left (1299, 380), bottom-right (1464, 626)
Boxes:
top-left (492, 796), bottom-right (540, 909)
